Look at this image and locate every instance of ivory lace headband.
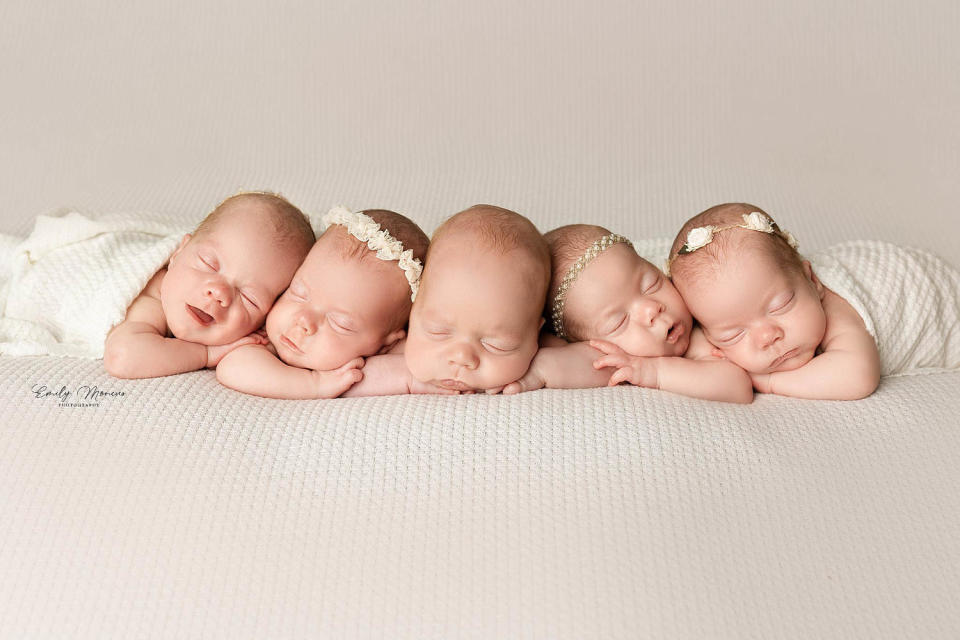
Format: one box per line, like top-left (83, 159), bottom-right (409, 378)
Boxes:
top-left (321, 206), bottom-right (424, 302)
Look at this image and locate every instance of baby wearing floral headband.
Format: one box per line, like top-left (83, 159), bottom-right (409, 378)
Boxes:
top-left (667, 202), bottom-right (960, 399)
top-left (500, 224), bottom-right (754, 403)
top-left (216, 207), bottom-right (430, 399)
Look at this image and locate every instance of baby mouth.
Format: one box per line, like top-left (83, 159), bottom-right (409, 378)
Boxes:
top-left (770, 347), bottom-right (800, 370)
top-left (438, 379), bottom-right (473, 392)
top-left (279, 335), bottom-right (304, 354)
top-left (666, 321), bottom-right (684, 344)
top-left (186, 304), bottom-right (215, 326)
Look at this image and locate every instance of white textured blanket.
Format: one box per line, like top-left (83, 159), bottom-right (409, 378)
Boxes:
top-left (0, 210), bottom-right (186, 358)
top-left (810, 241), bottom-right (960, 376)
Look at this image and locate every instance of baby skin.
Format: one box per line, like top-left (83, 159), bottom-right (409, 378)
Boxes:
top-left (504, 224), bottom-right (754, 403)
top-left (346, 204), bottom-right (551, 396)
top-left (104, 193), bottom-right (314, 379)
top-left (216, 208), bottom-right (439, 399)
top-left (668, 203), bottom-right (881, 400)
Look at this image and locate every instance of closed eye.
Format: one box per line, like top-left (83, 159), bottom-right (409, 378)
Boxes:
top-left (328, 317), bottom-right (355, 334)
top-left (716, 330), bottom-right (744, 345)
top-left (199, 256), bottom-right (217, 270)
top-left (481, 340), bottom-right (516, 353)
top-left (608, 315), bottom-right (627, 334)
top-left (240, 291), bottom-right (259, 310)
top-left (642, 274), bottom-right (663, 294)
top-left (770, 293), bottom-right (795, 313)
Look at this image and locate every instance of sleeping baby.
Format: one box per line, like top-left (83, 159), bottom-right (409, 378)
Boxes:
top-left (342, 204), bottom-right (550, 396)
top-left (216, 207), bottom-right (434, 399)
top-left (103, 192), bottom-right (315, 378)
top-left (499, 224), bottom-right (754, 403)
top-left (666, 202), bottom-right (960, 399)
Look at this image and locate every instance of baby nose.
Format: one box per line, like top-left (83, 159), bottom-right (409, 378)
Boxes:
top-left (754, 322), bottom-right (784, 349)
top-left (296, 312), bottom-right (318, 336)
top-left (204, 281), bottom-right (232, 306)
top-left (638, 298), bottom-right (664, 325)
top-left (447, 343), bottom-right (479, 370)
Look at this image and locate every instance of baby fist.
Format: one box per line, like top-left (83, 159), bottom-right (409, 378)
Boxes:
top-left (206, 332), bottom-right (269, 367)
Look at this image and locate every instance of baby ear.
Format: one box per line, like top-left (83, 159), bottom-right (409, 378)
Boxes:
top-left (802, 260), bottom-right (825, 299)
top-left (379, 328), bottom-right (406, 354)
top-left (169, 233), bottom-right (192, 262)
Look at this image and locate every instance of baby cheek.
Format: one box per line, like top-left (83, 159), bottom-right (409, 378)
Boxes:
top-left (403, 337), bottom-right (434, 381)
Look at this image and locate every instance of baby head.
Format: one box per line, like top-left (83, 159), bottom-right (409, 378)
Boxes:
top-left (161, 192), bottom-right (315, 345)
top-left (266, 207), bottom-right (429, 371)
top-left (668, 202), bottom-right (825, 374)
top-left (546, 224), bottom-right (691, 356)
top-left (405, 204), bottom-right (550, 392)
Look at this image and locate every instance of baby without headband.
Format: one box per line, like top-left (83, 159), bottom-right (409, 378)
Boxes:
top-left (551, 233), bottom-right (633, 339)
top-left (665, 211), bottom-right (799, 275)
top-left (321, 206), bottom-right (424, 302)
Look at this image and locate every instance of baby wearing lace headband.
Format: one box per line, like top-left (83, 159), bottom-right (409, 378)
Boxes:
top-left (670, 203), bottom-right (960, 399)
top-left (499, 224), bottom-right (754, 403)
top-left (343, 204), bottom-right (551, 395)
top-left (216, 207), bottom-right (435, 399)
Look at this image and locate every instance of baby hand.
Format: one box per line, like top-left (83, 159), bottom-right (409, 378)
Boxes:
top-left (749, 372), bottom-right (774, 394)
top-left (589, 339), bottom-right (659, 388)
top-left (313, 357), bottom-right (366, 399)
top-left (206, 332), bottom-right (270, 367)
top-left (500, 368), bottom-right (547, 395)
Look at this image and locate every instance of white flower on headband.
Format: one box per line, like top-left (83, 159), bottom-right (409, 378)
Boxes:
top-left (742, 212), bottom-right (774, 233)
top-left (321, 206), bottom-right (423, 301)
top-left (680, 225), bottom-right (716, 254)
top-left (674, 211), bottom-right (800, 259)
top-left (781, 229), bottom-right (799, 249)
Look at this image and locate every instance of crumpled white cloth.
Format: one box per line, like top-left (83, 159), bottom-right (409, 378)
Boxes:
top-left (0, 209), bottom-right (188, 358)
top-left (807, 241), bottom-right (960, 376)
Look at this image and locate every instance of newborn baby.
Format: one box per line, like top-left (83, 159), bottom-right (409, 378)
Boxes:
top-left (667, 202), bottom-right (960, 399)
top-left (216, 207), bottom-right (430, 399)
top-left (104, 192), bottom-right (314, 378)
top-left (355, 204), bottom-right (550, 394)
top-left (502, 224), bottom-right (754, 403)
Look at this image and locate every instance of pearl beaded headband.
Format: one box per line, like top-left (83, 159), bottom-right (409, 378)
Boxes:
top-left (550, 233), bottom-right (633, 338)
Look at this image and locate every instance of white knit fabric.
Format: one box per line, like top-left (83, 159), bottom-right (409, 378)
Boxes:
top-left (809, 241), bottom-right (960, 376)
top-left (0, 210), bottom-right (185, 358)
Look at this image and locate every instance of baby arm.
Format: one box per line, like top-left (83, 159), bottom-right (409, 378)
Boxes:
top-left (750, 291), bottom-right (880, 400)
top-left (104, 272), bottom-right (264, 379)
top-left (590, 331), bottom-right (754, 404)
top-left (502, 342), bottom-right (613, 394)
top-left (341, 354), bottom-right (456, 397)
top-left (216, 343), bottom-right (363, 399)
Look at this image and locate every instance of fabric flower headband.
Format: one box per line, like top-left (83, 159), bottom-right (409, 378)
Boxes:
top-left (321, 206), bottom-right (424, 301)
top-left (551, 233), bottom-right (633, 339)
top-left (666, 211), bottom-right (799, 275)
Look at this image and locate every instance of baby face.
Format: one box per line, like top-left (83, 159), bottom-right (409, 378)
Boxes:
top-left (563, 243), bottom-right (691, 356)
top-left (161, 206), bottom-right (301, 345)
top-left (405, 241), bottom-right (543, 392)
top-left (681, 249), bottom-right (826, 374)
top-left (265, 237), bottom-right (408, 371)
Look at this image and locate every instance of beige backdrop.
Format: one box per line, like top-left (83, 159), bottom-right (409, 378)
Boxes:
top-left (1, 0), bottom-right (958, 266)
